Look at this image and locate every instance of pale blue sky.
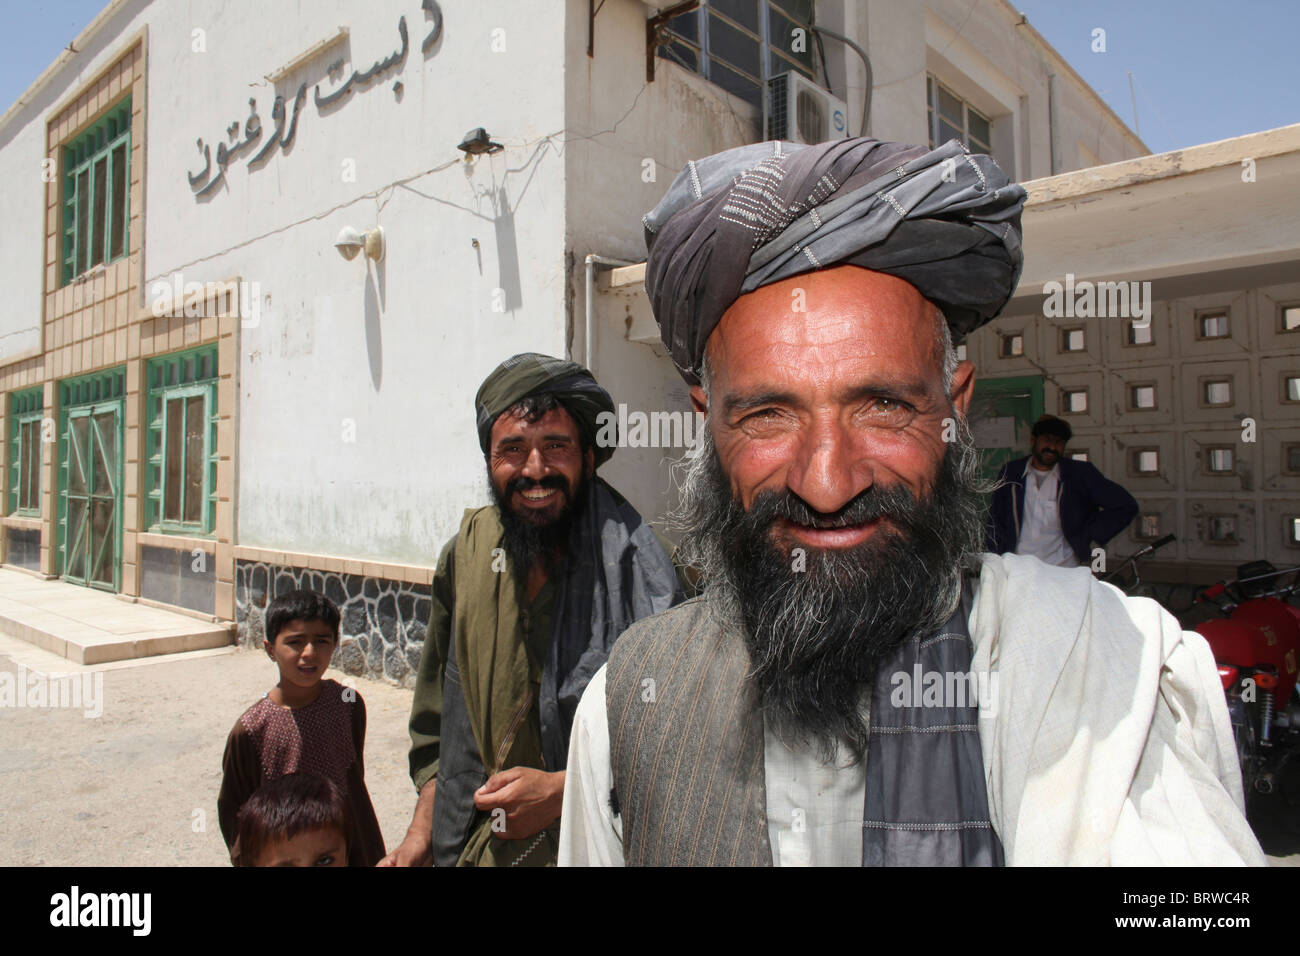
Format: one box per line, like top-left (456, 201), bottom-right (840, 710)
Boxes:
top-left (1013, 0), bottom-right (1299, 153)
top-left (2, 1), bottom-right (1296, 154)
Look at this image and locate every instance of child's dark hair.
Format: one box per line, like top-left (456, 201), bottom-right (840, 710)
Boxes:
top-left (236, 773), bottom-right (350, 866)
top-left (265, 589), bottom-right (340, 645)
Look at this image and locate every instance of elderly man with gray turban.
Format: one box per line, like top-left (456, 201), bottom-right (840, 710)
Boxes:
top-left (381, 353), bottom-right (684, 867)
top-left (558, 137), bottom-right (1262, 867)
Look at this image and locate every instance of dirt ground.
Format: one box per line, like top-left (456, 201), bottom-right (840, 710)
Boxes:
top-left (0, 634), bottom-right (417, 866)
top-left (2, 631), bottom-right (1295, 867)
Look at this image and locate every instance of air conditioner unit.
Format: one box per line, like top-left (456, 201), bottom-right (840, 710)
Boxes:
top-left (768, 72), bottom-right (850, 143)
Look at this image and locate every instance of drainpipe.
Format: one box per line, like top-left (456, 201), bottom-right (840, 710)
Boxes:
top-left (1048, 72), bottom-right (1061, 175)
top-left (584, 254), bottom-right (635, 378)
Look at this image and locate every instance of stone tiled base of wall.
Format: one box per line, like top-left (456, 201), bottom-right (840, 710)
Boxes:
top-left (234, 560), bottom-right (430, 688)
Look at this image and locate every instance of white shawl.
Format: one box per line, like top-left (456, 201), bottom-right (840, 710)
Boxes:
top-left (971, 552), bottom-right (1265, 865)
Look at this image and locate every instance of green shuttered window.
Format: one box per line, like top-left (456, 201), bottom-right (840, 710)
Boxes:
top-left (9, 389), bottom-right (44, 515)
top-left (61, 98), bottom-right (132, 286)
top-left (146, 347), bottom-right (218, 534)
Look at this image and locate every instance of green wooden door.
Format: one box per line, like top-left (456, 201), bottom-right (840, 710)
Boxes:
top-left (61, 402), bottom-right (122, 591)
top-left (969, 375), bottom-right (1044, 482)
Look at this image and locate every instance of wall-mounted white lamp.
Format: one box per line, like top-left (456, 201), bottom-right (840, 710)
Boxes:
top-left (335, 225), bottom-right (384, 262)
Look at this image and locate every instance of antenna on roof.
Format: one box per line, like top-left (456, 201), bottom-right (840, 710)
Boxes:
top-left (1127, 71), bottom-right (1141, 138)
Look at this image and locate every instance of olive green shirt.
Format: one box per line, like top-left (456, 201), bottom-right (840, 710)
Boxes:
top-left (408, 535), bottom-right (555, 792)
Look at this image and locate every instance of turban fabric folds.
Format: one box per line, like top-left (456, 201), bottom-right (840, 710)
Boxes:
top-left (643, 137), bottom-right (1028, 383)
top-left (475, 353), bottom-right (617, 466)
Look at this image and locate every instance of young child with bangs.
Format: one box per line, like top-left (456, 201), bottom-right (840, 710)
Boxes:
top-left (237, 773), bottom-right (350, 867)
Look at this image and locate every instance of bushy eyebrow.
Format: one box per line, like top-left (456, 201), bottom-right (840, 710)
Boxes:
top-left (838, 379), bottom-right (931, 405)
top-left (494, 432), bottom-right (575, 451)
top-left (722, 390), bottom-right (798, 416)
top-left (722, 377), bottom-right (934, 416)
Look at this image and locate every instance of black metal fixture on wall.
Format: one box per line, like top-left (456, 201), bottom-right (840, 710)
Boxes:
top-left (457, 128), bottom-right (503, 156)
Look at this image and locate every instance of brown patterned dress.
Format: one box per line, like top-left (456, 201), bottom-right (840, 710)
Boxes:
top-left (218, 678), bottom-right (386, 866)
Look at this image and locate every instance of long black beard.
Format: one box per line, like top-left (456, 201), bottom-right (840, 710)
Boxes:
top-left (489, 471), bottom-right (590, 577)
top-left (674, 424), bottom-right (989, 763)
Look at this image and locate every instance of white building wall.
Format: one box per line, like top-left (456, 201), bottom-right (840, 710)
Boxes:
top-left (133, 0), bottom-right (570, 564)
top-left (0, 116), bottom-right (46, 362)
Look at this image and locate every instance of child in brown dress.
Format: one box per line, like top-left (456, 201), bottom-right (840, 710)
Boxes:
top-left (218, 589), bottom-right (385, 866)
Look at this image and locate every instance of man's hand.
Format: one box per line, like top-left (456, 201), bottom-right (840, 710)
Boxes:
top-left (377, 778), bottom-right (435, 866)
top-left (377, 829), bottom-right (433, 867)
top-left (473, 767), bottom-right (565, 840)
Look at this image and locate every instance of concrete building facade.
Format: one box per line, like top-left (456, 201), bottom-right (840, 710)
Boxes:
top-left (969, 125), bottom-right (1300, 587)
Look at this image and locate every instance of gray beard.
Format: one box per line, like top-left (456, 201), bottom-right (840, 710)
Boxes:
top-left (671, 418), bottom-right (990, 763)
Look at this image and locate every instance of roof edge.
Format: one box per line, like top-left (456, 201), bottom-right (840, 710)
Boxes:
top-left (1024, 122), bottom-right (1300, 205)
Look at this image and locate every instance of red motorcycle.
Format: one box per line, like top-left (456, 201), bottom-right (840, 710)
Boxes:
top-left (1187, 561), bottom-right (1300, 848)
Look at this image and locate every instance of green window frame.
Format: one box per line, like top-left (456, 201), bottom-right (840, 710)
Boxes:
top-left (61, 98), bottom-right (132, 286)
top-left (57, 368), bottom-right (126, 591)
top-left (9, 388), bottom-right (44, 515)
top-left (145, 346), bottom-right (218, 535)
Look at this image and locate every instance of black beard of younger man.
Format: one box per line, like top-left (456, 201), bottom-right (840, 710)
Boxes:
top-left (677, 426), bottom-right (988, 763)
top-left (1033, 442), bottom-right (1060, 468)
top-left (489, 470), bottom-right (590, 578)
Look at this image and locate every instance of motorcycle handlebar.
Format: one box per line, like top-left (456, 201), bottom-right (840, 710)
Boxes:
top-left (1151, 534), bottom-right (1177, 551)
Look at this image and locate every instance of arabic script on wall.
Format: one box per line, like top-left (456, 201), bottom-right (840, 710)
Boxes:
top-left (186, 1), bottom-right (443, 200)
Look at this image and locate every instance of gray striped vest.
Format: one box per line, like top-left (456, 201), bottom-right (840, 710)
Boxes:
top-left (605, 579), bottom-right (1002, 866)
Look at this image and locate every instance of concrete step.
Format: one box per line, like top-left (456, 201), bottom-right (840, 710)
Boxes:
top-left (0, 568), bottom-right (233, 665)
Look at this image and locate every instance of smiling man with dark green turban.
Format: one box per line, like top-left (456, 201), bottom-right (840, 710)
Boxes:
top-left (380, 353), bottom-right (685, 867)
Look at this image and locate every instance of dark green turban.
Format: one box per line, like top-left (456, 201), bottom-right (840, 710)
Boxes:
top-left (474, 353), bottom-right (617, 467)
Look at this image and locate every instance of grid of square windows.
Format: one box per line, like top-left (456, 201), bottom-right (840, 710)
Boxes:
top-left (1205, 447), bottom-right (1235, 474)
top-left (1131, 448), bottom-right (1160, 474)
top-left (1130, 384), bottom-right (1157, 410)
top-left (1203, 379), bottom-right (1233, 406)
top-left (1196, 310), bottom-right (1230, 339)
top-left (1206, 515), bottom-right (1238, 543)
top-left (1126, 320), bottom-right (1153, 346)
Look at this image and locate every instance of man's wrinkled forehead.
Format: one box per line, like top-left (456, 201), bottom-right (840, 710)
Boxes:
top-left (701, 266), bottom-right (947, 388)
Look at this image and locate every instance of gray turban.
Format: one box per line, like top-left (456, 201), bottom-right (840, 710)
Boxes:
top-left (643, 137), bottom-right (1027, 383)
